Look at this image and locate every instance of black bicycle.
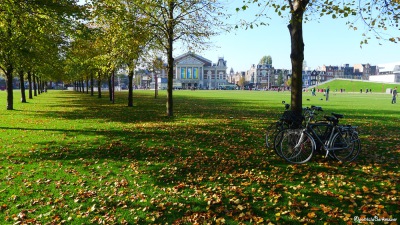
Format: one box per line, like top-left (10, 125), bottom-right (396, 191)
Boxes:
top-left (265, 102), bottom-right (304, 157)
top-left (274, 108), bottom-right (361, 164)
top-left (266, 103), bottom-right (321, 158)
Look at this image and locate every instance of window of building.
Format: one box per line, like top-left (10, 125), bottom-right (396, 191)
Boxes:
top-left (180, 67), bottom-right (186, 79)
top-left (187, 67), bottom-right (192, 79)
top-left (193, 67), bottom-right (198, 79)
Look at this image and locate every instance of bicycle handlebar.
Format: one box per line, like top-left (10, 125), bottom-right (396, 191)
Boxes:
top-left (311, 105), bottom-right (323, 111)
top-left (331, 112), bottom-right (344, 119)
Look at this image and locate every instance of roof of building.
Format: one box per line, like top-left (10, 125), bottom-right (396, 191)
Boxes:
top-left (217, 57), bottom-right (227, 67)
top-left (174, 52), bottom-right (212, 66)
top-left (378, 61), bottom-right (400, 73)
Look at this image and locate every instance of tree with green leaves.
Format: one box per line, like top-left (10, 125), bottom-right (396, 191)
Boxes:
top-left (134, 0), bottom-right (228, 117)
top-left (90, 0), bottom-right (154, 107)
top-left (259, 55), bottom-right (272, 65)
top-left (65, 22), bottom-right (101, 96)
top-left (277, 70), bottom-right (284, 87)
top-left (238, 76), bottom-right (246, 89)
top-left (240, 0), bottom-right (399, 115)
top-left (0, 2), bottom-right (23, 110)
top-left (0, 0), bottom-right (82, 110)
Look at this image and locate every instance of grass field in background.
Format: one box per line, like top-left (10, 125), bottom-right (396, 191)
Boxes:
top-left (0, 88), bottom-right (399, 224)
top-left (307, 79), bottom-right (398, 93)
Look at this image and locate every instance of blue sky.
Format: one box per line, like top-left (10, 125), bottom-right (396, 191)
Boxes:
top-left (79, 0), bottom-right (398, 72)
top-left (175, 1), bottom-right (399, 72)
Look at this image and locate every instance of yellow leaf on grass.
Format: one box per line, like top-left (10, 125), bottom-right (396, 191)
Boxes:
top-left (241, 182), bottom-right (251, 186)
top-left (253, 217), bottom-right (264, 223)
top-left (307, 212), bottom-right (316, 218)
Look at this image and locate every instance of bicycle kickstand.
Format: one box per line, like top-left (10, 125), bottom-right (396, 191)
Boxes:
top-left (325, 150), bottom-right (330, 158)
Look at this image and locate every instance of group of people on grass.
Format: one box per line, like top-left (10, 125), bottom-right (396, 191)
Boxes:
top-left (361, 88), bottom-right (372, 93)
top-left (310, 86), bottom-right (330, 101)
top-left (308, 86), bottom-right (398, 104)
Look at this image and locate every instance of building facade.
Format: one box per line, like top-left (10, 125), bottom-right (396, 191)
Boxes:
top-left (244, 63), bottom-right (275, 89)
top-left (369, 62), bottom-right (400, 83)
top-left (147, 54), bottom-right (396, 90)
top-left (173, 52), bottom-right (228, 89)
top-left (353, 63), bottom-right (378, 80)
top-left (230, 71), bottom-right (245, 86)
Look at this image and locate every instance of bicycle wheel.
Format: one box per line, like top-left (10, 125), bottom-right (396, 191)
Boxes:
top-left (266, 122), bottom-right (286, 158)
top-left (273, 128), bottom-right (285, 157)
top-left (330, 130), bottom-right (361, 162)
top-left (265, 122), bottom-right (279, 148)
top-left (276, 129), bottom-right (315, 164)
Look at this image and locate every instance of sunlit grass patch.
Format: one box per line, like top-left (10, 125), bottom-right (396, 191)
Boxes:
top-left (0, 89), bottom-right (398, 224)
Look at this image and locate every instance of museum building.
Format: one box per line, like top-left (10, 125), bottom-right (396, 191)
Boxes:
top-left (173, 52), bottom-right (228, 89)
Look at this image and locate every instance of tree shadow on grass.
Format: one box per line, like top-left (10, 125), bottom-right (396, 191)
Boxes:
top-left (1, 91), bottom-right (399, 223)
top-left (34, 91), bottom-right (283, 124)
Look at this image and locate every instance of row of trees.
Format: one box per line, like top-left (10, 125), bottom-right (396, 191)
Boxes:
top-left (0, 0), bottom-right (82, 109)
top-left (2, 0), bottom-right (227, 116)
top-left (57, 0), bottom-right (229, 115)
top-left (1, 0), bottom-right (398, 117)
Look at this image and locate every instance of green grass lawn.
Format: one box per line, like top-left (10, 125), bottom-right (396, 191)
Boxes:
top-left (308, 79), bottom-right (398, 93)
top-left (0, 89), bottom-right (399, 224)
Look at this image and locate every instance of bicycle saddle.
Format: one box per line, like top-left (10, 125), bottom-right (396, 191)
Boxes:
top-left (311, 105), bottom-right (323, 111)
top-left (324, 116), bottom-right (338, 123)
top-left (331, 113), bottom-right (344, 118)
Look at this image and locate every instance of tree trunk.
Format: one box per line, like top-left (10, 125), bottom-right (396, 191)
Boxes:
top-left (37, 76), bottom-right (41, 95)
top-left (86, 78), bottom-right (89, 94)
top-left (97, 73), bottom-right (102, 98)
top-left (155, 72), bottom-right (158, 99)
top-left (19, 70), bottom-right (27, 103)
top-left (128, 69), bottom-right (134, 107)
top-left (112, 70), bottom-right (115, 104)
top-left (33, 73), bottom-right (37, 96)
top-left (90, 73), bottom-right (94, 96)
top-left (108, 75), bottom-right (112, 101)
top-left (166, 47), bottom-right (174, 117)
top-left (5, 65), bottom-right (14, 110)
top-left (43, 81), bottom-right (47, 92)
top-left (288, 4), bottom-right (306, 117)
top-left (166, 1), bottom-right (175, 117)
top-left (27, 71), bottom-right (33, 99)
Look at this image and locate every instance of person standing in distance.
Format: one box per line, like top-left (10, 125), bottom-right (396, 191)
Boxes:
top-left (325, 86), bottom-right (330, 101)
top-left (392, 87), bottom-right (398, 104)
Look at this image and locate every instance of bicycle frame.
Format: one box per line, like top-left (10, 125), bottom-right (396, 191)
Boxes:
top-left (273, 106), bottom-right (361, 163)
top-left (307, 122), bottom-right (356, 157)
